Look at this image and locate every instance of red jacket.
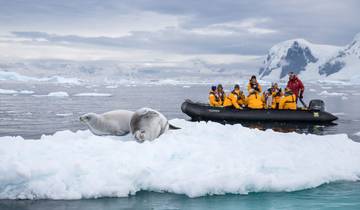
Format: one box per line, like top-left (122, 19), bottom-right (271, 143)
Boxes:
top-left (287, 77), bottom-right (304, 97)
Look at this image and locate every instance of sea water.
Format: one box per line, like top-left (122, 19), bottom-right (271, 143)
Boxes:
top-left (0, 82), bottom-right (359, 209)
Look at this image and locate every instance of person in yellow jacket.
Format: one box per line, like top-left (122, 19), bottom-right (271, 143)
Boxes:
top-left (223, 84), bottom-right (246, 109)
top-left (246, 89), bottom-right (264, 109)
top-left (209, 86), bottom-right (222, 107)
top-left (262, 89), bottom-right (272, 109)
top-left (247, 75), bottom-right (262, 94)
top-left (217, 84), bottom-right (226, 105)
top-left (270, 83), bottom-right (283, 109)
top-left (279, 88), bottom-right (297, 110)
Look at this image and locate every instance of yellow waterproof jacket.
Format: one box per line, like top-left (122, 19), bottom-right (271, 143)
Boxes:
top-left (223, 90), bottom-right (246, 109)
top-left (279, 94), bottom-right (297, 110)
top-left (209, 91), bottom-right (222, 107)
top-left (246, 93), bottom-right (264, 109)
top-left (271, 89), bottom-right (282, 109)
top-left (218, 91), bottom-right (226, 105)
top-left (247, 82), bottom-right (262, 94)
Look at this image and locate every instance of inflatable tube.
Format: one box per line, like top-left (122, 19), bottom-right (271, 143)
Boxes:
top-left (181, 100), bottom-right (338, 123)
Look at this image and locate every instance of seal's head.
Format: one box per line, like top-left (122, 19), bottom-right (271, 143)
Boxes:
top-left (79, 113), bottom-right (97, 124)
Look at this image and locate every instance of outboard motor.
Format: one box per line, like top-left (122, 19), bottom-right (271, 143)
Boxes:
top-left (308, 99), bottom-right (325, 111)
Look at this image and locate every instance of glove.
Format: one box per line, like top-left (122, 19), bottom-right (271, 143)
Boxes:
top-left (299, 91), bottom-right (304, 99)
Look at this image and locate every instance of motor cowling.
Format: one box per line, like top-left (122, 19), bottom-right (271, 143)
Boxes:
top-left (309, 99), bottom-right (325, 111)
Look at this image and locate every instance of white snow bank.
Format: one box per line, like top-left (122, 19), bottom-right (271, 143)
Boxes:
top-left (0, 70), bottom-right (81, 85)
top-left (0, 88), bottom-right (34, 95)
top-left (0, 119), bottom-right (359, 200)
top-left (318, 90), bottom-right (347, 96)
top-left (74, 93), bottom-right (112, 97)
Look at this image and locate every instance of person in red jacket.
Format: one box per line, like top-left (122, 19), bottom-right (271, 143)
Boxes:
top-left (286, 72), bottom-right (304, 102)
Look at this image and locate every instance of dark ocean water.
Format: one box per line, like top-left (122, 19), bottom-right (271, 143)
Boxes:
top-left (0, 81), bottom-right (359, 209)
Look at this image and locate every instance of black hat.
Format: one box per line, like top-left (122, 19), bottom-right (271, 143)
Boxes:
top-left (234, 84), bottom-right (240, 89)
top-left (211, 86), bottom-right (217, 91)
top-left (217, 84), bottom-right (223, 89)
top-left (251, 75), bottom-right (257, 80)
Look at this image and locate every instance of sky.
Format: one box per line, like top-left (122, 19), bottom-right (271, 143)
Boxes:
top-left (0, 0), bottom-right (359, 61)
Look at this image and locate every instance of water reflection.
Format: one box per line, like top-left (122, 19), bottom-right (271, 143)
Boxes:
top-left (239, 121), bottom-right (338, 135)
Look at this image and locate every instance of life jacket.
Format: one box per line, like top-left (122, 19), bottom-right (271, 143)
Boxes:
top-left (270, 88), bottom-right (282, 109)
top-left (246, 92), bottom-right (264, 109)
top-left (218, 90), bottom-right (226, 103)
top-left (209, 91), bottom-right (222, 107)
top-left (280, 92), bottom-right (297, 110)
top-left (209, 91), bottom-right (220, 102)
top-left (247, 82), bottom-right (262, 93)
top-left (223, 90), bottom-right (243, 109)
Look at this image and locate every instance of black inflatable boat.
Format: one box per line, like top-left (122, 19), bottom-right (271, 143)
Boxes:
top-left (181, 99), bottom-right (338, 123)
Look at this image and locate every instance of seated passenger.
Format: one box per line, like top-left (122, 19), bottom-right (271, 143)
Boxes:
top-left (270, 83), bottom-right (282, 109)
top-left (262, 89), bottom-right (272, 109)
top-left (217, 84), bottom-right (226, 105)
top-left (223, 84), bottom-right (246, 109)
top-left (209, 86), bottom-right (222, 107)
top-left (247, 75), bottom-right (262, 94)
top-left (279, 88), bottom-right (297, 110)
top-left (246, 89), bottom-right (264, 109)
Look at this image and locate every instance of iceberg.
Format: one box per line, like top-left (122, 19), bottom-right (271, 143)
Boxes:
top-left (0, 70), bottom-right (81, 85)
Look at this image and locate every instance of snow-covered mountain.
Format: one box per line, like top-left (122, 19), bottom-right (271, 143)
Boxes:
top-left (318, 33), bottom-right (360, 81)
top-left (259, 39), bottom-right (341, 80)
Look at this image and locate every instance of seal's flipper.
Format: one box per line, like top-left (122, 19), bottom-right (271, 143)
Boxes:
top-left (169, 123), bottom-right (181, 130)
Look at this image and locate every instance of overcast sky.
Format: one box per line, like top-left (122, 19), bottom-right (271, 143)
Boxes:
top-left (0, 0), bottom-right (359, 61)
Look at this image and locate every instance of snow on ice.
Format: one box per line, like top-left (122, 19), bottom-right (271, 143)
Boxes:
top-left (0, 119), bottom-right (359, 199)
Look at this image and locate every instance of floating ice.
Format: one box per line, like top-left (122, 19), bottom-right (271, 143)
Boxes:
top-left (318, 90), bottom-right (347, 96)
top-left (56, 113), bottom-right (73, 117)
top-left (0, 89), bottom-right (18, 94)
top-left (74, 93), bottom-right (112, 97)
top-left (0, 119), bottom-right (359, 200)
top-left (47, 91), bottom-right (69, 97)
top-left (105, 85), bottom-right (118, 89)
top-left (0, 89), bottom-right (34, 95)
top-left (19, 90), bottom-right (34, 94)
top-left (33, 91), bottom-right (69, 97)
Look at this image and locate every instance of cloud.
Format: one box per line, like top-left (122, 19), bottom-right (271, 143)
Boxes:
top-left (10, 26), bottom-right (278, 55)
top-left (190, 18), bottom-right (277, 36)
top-left (0, 0), bottom-right (359, 60)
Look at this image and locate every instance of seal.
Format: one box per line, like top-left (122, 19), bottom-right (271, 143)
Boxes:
top-left (130, 108), bottom-right (179, 142)
top-left (80, 110), bottom-right (134, 136)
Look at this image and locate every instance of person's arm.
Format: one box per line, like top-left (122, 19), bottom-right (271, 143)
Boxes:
top-left (258, 84), bottom-right (262, 93)
top-left (279, 97), bottom-right (285, 109)
top-left (247, 83), bottom-right (251, 92)
top-left (298, 79), bottom-right (305, 99)
top-left (242, 94), bottom-right (248, 106)
top-left (209, 94), bottom-right (215, 106)
top-left (231, 94), bottom-right (241, 109)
